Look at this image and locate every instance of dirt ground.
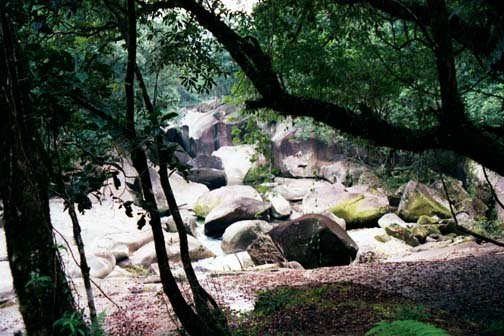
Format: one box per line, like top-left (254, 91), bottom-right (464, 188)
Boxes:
top-left (1, 241), bottom-right (503, 335)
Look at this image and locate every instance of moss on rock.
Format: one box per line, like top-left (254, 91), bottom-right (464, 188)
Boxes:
top-left (398, 181), bottom-right (451, 222)
top-left (385, 224), bottom-right (420, 247)
top-left (329, 194), bottom-right (388, 226)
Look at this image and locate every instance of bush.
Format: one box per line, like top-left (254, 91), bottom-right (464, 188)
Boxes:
top-left (365, 320), bottom-right (450, 336)
top-left (393, 304), bottom-right (431, 321)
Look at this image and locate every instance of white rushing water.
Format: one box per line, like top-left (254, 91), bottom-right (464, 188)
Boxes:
top-left (194, 219), bottom-right (224, 256)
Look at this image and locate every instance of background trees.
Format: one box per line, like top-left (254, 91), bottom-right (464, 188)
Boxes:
top-left (1, 0), bottom-right (503, 334)
top-left (153, 0), bottom-right (504, 175)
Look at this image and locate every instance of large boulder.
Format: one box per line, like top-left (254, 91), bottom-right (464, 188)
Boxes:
top-left (192, 251), bottom-right (255, 272)
top-left (91, 228), bottom-right (154, 261)
top-left (302, 182), bottom-right (346, 214)
top-left (162, 172), bottom-right (209, 210)
top-left (187, 155), bottom-right (227, 189)
top-left (347, 228), bottom-right (412, 262)
top-left (468, 163), bottom-right (504, 222)
top-left (271, 120), bottom-right (345, 178)
top-left (247, 233), bottom-right (287, 266)
top-left (494, 176), bottom-right (504, 222)
top-left (268, 214), bottom-right (358, 268)
top-left (204, 198), bottom-right (271, 237)
top-left (384, 224), bottom-right (440, 247)
top-left (397, 181), bottom-right (451, 222)
top-left (317, 159), bottom-right (370, 185)
top-left (265, 192), bottom-right (292, 218)
top-left (97, 158), bottom-right (209, 211)
top-left (0, 228), bottom-right (6, 261)
top-left (88, 250), bottom-right (116, 278)
top-left (385, 224), bottom-right (421, 247)
top-left (272, 177), bottom-right (332, 201)
top-left (377, 213), bottom-right (407, 229)
top-left (221, 220), bottom-right (272, 253)
top-left (162, 210), bottom-right (197, 236)
top-left (163, 127), bottom-right (191, 155)
top-left (187, 168), bottom-right (227, 190)
top-left (212, 145), bottom-right (263, 185)
top-left (317, 186), bottom-right (389, 227)
top-left (178, 102), bottom-right (243, 156)
top-left (91, 240), bottom-right (129, 263)
top-left (320, 210), bottom-right (347, 230)
top-left (193, 185), bottom-right (262, 218)
top-left (66, 248), bottom-right (116, 279)
top-left (431, 179), bottom-right (488, 220)
top-left (189, 154), bottom-right (224, 170)
top-left (130, 232), bottom-right (214, 267)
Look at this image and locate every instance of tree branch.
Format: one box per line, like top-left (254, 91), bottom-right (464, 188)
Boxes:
top-left (146, 0), bottom-right (504, 177)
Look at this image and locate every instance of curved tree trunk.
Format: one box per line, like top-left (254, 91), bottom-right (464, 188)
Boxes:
top-left (134, 65), bottom-right (230, 334)
top-left (122, 1), bottom-right (228, 334)
top-left (0, 7), bottom-right (78, 335)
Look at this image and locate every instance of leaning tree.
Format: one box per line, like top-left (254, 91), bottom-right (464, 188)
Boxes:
top-left (141, 0), bottom-right (504, 176)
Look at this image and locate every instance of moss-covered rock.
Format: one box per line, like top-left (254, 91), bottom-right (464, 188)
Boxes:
top-left (327, 186), bottom-right (389, 227)
top-left (374, 234), bottom-right (391, 243)
top-left (384, 222), bottom-right (443, 246)
top-left (398, 181), bottom-right (451, 222)
top-left (385, 224), bottom-right (420, 247)
top-left (417, 215), bottom-right (440, 225)
top-left (378, 213), bottom-right (407, 229)
top-left (410, 225), bottom-right (430, 243)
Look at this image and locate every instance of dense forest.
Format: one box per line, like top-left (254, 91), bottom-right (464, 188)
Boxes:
top-left (1, 0), bottom-right (504, 335)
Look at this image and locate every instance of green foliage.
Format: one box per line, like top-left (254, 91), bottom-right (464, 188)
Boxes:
top-left (365, 320), bottom-right (451, 336)
top-left (25, 272), bottom-right (52, 290)
top-left (53, 311), bottom-right (107, 336)
top-left (231, 108), bottom-right (281, 187)
top-left (53, 312), bottom-right (88, 336)
top-left (243, 165), bottom-right (277, 185)
top-left (292, 117), bottom-right (339, 144)
top-left (89, 312), bottom-right (108, 336)
top-left (482, 320), bottom-right (504, 336)
top-left (254, 286), bottom-right (328, 316)
top-left (472, 219), bottom-right (504, 239)
top-left (252, 0), bottom-right (439, 129)
top-left (231, 109), bottom-right (277, 164)
top-left (393, 305), bottom-right (431, 321)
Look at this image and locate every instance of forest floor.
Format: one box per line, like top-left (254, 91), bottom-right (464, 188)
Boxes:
top-left (101, 241), bottom-right (504, 335)
top-left (1, 241), bottom-right (504, 335)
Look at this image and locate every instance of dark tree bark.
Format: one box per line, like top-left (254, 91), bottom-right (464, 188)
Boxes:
top-left (0, 6), bottom-right (78, 336)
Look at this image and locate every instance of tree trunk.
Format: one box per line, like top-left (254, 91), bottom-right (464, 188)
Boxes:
top-left (0, 7), bottom-right (78, 336)
top-left (135, 66), bottom-right (230, 334)
top-left (67, 200), bottom-right (97, 321)
top-left (122, 2), bottom-right (227, 335)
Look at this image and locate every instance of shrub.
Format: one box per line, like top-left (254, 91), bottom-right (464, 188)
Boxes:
top-left (365, 320), bottom-right (450, 336)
